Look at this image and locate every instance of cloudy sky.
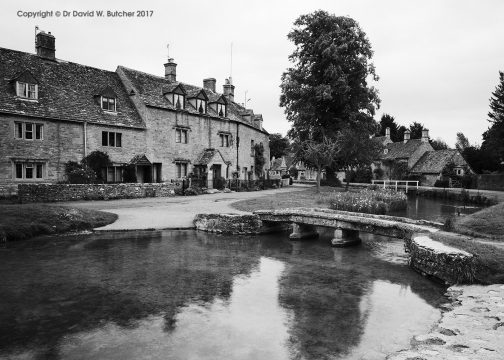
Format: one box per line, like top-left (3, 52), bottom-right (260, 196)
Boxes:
top-left (2, 0), bottom-right (503, 146)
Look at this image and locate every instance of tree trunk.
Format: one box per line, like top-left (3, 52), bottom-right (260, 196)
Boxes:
top-left (316, 166), bottom-right (321, 193)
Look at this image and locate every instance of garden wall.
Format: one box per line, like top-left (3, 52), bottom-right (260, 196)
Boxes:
top-left (18, 183), bottom-right (178, 203)
top-left (477, 174), bottom-right (504, 191)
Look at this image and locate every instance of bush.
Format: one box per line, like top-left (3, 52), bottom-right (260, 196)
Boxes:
top-left (373, 167), bottom-right (384, 179)
top-left (214, 176), bottom-right (226, 190)
top-left (64, 161), bottom-right (96, 184)
top-left (324, 188), bottom-right (407, 215)
top-left (184, 187), bottom-right (199, 196)
top-left (123, 164), bottom-right (137, 183)
top-left (320, 177), bottom-right (342, 187)
top-left (434, 178), bottom-right (449, 188)
top-left (281, 174), bottom-right (291, 179)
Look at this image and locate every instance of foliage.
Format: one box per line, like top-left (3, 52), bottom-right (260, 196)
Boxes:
top-left (334, 127), bottom-right (382, 172)
top-left (345, 166), bottom-right (373, 183)
top-left (373, 167), bottom-right (384, 179)
top-left (280, 10), bottom-right (380, 142)
top-left (377, 114), bottom-right (405, 142)
top-left (324, 188), bottom-right (407, 214)
top-left (184, 187), bottom-right (200, 196)
top-left (455, 132), bottom-right (471, 152)
top-left (214, 176), bottom-right (226, 190)
top-left (430, 138), bottom-right (449, 150)
top-left (269, 133), bottom-right (290, 158)
top-left (390, 161), bottom-right (409, 180)
top-left (480, 71), bottom-right (504, 171)
top-left (64, 161), bottom-right (96, 184)
top-left (82, 151), bottom-right (112, 183)
top-left (408, 122), bottom-right (425, 139)
top-left (122, 164), bottom-right (137, 183)
top-left (254, 143), bottom-right (266, 177)
top-left (289, 166), bottom-right (298, 179)
top-left (320, 177), bottom-right (342, 187)
top-left (434, 179), bottom-right (450, 188)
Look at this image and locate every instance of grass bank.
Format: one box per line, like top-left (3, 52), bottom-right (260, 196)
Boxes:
top-left (0, 204), bottom-right (117, 242)
top-left (449, 202), bottom-right (504, 240)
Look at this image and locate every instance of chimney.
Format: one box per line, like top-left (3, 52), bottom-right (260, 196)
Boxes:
top-left (223, 77), bottom-right (235, 102)
top-left (421, 128), bottom-right (430, 143)
top-left (254, 114), bottom-right (263, 130)
top-left (203, 78), bottom-right (216, 92)
top-left (403, 129), bottom-right (411, 143)
top-left (164, 58), bottom-right (177, 82)
top-left (385, 127), bottom-right (391, 139)
top-left (35, 31), bottom-right (55, 60)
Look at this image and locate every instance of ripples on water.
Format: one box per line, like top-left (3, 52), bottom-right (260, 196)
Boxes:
top-left (0, 226), bottom-right (447, 360)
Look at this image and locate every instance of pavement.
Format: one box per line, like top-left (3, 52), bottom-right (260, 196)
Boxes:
top-left (63, 185), bottom-right (312, 231)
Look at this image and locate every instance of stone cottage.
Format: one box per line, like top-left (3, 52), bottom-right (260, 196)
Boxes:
top-left (0, 30), bottom-right (269, 190)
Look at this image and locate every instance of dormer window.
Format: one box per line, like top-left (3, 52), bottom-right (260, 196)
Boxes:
top-left (17, 82), bottom-right (38, 99)
top-left (384, 148), bottom-right (389, 154)
top-left (196, 99), bottom-right (207, 114)
top-left (216, 103), bottom-right (226, 117)
top-left (101, 96), bottom-right (116, 112)
top-left (173, 93), bottom-right (185, 109)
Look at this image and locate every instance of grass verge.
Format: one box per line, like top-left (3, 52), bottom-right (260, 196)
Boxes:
top-left (0, 204), bottom-right (117, 242)
top-left (320, 188), bottom-right (407, 214)
top-left (450, 202), bottom-right (504, 240)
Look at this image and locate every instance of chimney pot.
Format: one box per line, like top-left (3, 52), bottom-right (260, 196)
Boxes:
top-left (403, 130), bottom-right (411, 143)
top-left (203, 78), bottom-right (216, 92)
top-left (35, 30), bottom-right (56, 60)
top-left (223, 77), bottom-right (235, 102)
top-left (164, 58), bottom-right (177, 82)
top-left (421, 128), bottom-right (430, 142)
top-left (385, 127), bottom-right (391, 139)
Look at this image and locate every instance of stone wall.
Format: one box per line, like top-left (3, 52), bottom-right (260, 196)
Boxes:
top-left (194, 213), bottom-right (285, 234)
top-left (18, 183), bottom-right (177, 203)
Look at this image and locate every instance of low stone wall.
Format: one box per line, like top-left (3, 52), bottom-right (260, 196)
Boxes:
top-left (405, 233), bottom-right (476, 284)
top-left (18, 183), bottom-right (178, 203)
top-left (0, 183), bottom-right (18, 197)
top-left (194, 213), bottom-right (285, 234)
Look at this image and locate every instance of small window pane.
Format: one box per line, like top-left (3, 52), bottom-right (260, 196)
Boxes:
top-left (102, 131), bottom-right (108, 146)
top-left (25, 164), bottom-right (34, 179)
top-left (116, 133), bottom-right (122, 147)
top-left (176, 129), bottom-right (181, 143)
top-left (36, 164), bottom-right (43, 178)
top-left (25, 123), bottom-right (33, 140)
top-left (15, 123), bottom-right (23, 138)
top-left (35, 124), bottom-right (43, 139)
top-left (15, 163), bottom-right (23, 178)
top-left (183, 163), bottom-right (187, 177)
top-left (182, 130), bottom-right (187, 144)
top-left (28, 84), bottom-right (37, 99)
top-left (109, 98), bottom-right (116, 111)
top-left (109, 132), bottom-right (115, 147)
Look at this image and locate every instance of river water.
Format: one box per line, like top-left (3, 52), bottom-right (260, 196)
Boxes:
top-left (0, 196), bottom-right (479, 360)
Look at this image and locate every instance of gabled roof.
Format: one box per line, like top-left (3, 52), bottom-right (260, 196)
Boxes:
top-left (130, 154), bottom-right (151, 165)
top-left (162, 83), bottom-right (186, 95)
top-left (410, 150), bottom-right (469, 174)
top-left (186, 88), bottom-right (208, 100)
top-left (372, 135), bottom-right (392, 146)
top-left (14, 70), bottom-right (39, 84)
top-left (194, 148), bottom-right (230, 165)
top-left (117, 66), bottom-right (267, 133)
top-left (0, 47), bottom-right (144, 128)
top-left (97, 85), bottom-right (117, 98)
top-left (381, 139), bottom-right (429, 160)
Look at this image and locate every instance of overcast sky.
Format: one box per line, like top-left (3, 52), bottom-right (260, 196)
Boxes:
top-left (2, 0), bottom-right (503, 146)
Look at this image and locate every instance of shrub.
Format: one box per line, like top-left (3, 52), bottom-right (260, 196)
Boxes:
top-left (123, 164), bottom-right (137, 183)
top-left (184, 187), bottom-right (199, 196)
top-left (214, 176), bottom-right (226, 190)
top-left (324, 188), bottom-right (407, 214)
top-left (434, 178), bottom-right (449, 188)
top-left (64, 161), bottom-right (96, 184)
top-left (320, 177), bottom-right (342, 187)
top-left (82, 150), bottom-right (111, 183)
top-left (373, 167), bottom-right (384, 179)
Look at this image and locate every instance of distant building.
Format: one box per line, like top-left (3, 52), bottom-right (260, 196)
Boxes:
top-left (0, 30), bottom-right (270, 189)
top-left (372, 128), bottom-right (473, 186)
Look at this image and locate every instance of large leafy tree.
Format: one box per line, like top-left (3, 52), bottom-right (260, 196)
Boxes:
top-left (269, 133), bottom-right (290, 159)
top-left (481, 71), bottom-right (504, 170)
top-left (408, 122), bottom-right (425, 139)
top-left (430, 138), bottom-right (449, 150)
top-left (455, 132), bottom-right (471, 152)
top-left (280, 11), bottom-right (380, 142)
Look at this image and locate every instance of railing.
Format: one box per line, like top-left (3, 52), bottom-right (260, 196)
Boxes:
top-left (371, 179), bottom-right (419, 192)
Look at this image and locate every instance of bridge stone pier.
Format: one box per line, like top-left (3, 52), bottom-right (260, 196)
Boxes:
top-left (254, 208), bottom-right (442, 247)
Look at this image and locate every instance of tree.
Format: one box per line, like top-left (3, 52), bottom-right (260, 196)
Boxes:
top-left (455, 132), bottom-right (470, 152)
top-left (377, 114), bottom-right (403, 142)
top-left (82, 150), bottom-right (111, 183)
top-left (481, 71), bottom-right (504, 170)
top-left (334, 126), bottom-right (382, 173)
top-left (430, 138), bottom-right (449, 150)
top-left (280, 11), bottom-right (380, 142)
top-left (294, 137), bottom-right (339, 192)
top-left (254, 143), bottom-right (266, 178)
top-left (269, 133), bottom-right (290, 159)
top-left (408, 122), bottom-right (425, 139)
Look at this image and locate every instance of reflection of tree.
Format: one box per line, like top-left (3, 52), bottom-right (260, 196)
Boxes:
top-left (0, 230), bottom-right (260, 358)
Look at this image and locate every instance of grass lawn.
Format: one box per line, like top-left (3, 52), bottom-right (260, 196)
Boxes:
top-left (451, 202), bottom-right (504, 240)
top-left (0, 204), bottom-right (117, 242)
top-left (232, 186), bottom-right (340, 212)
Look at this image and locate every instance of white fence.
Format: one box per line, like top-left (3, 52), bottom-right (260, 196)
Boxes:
top-left (371, 179), bottom-right (419, 192)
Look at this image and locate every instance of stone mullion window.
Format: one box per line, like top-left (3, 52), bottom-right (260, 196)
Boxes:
top-left (14, 162), bottom-right (45, 180)
top-left (102, 131), bottom-right (122, 147)
top-left (14, 122), bottom-right (43, 140)
top-left (175, 128), bottom-right (188, 144)
top-left (16, 82), bottom-right (38, 99)
top-left (176, 162), bottom-right (188, 178)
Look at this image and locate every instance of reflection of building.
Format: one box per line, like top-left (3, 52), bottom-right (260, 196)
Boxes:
top-left (0, 31), bottom-right (269, 188)
top-left (372, 128), bottom-right (473, 186)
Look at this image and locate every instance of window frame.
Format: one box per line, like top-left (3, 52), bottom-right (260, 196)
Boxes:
top-left (172, 93), bottom-right (185, 109)
top-left (176, 162), bottom-right (188, 178)
top-left (175, 128), bottom-right (188, 144)
top-left (216, 103), bottom-right (226, 117)
top-left (220, 133), bottom-right (230, 147)
top-left (13, 161), bottom-right (45, 180)
top-left (14, 122), bottom-right (43, 140)
top-left (101, 96), bottom-right (117, 112)
top-left (16, 81), bottom-right (38, 100)
top-left (196, 99), bottom-right (207, 114)
top-left (101, 131), bottom-right (122, 147)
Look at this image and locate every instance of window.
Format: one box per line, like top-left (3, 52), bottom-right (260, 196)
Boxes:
top-left (16, 82), bottom-right (38, 99)
top-left (216, 103), bottom-right (226, 117)
top-left (173, 94), bottom-right (185, 109)
top-left (14, 122), bottom-right (43, 140)
top-left (251, 140), bottom-right (255, 156)
top-left (14, 162), bottom-right (44, 180)
top-left (176, 128), bottom-right (188, 144)
top-left (106, 166), bottom-right (124, 183)
top-left (456, 168), bottom-right (463, 176)
top-left (101, 96), bottom-right (116, 112)
top-left (220, 133), bottom-right (230, 147)
top-left (176, 163), bottom-right (188, 178)
top-left (102, 131), bottom-right (122, 147)
top-left (196, 99), bottom-right (207, 114)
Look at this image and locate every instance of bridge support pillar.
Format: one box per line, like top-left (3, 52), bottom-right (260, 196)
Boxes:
top-left (289, 223), bottom-right (319, 240)
top-left (331, 229), bottom-right (361, 247)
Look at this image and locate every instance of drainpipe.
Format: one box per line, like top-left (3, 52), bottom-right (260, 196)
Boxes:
top-left (236, 123), bottom-right (240, 172)
top-left (83, 121), bottom-right (88, 158)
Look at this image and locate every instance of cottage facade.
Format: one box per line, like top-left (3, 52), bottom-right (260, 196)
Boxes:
top-left (0, 31), bottom-right (269, 189)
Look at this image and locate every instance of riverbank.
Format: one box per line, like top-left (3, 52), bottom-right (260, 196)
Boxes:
top-left (0, 204), bottom-right (117, 242)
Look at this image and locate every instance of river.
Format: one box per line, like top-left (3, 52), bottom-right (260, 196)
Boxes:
top-left (0, 196), bottom-right (480, 360)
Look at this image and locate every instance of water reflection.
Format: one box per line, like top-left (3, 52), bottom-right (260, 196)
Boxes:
top-left (0, 230), bottom-right (446, 360)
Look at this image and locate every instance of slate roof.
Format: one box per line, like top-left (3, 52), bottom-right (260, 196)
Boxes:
top-left (0, 47), bottom-right (144, 128)
top-left (410, 150), bottom-right (469, 174)
top-left (118, 66), bottom-right (267, 133)
top-left (381, 139), bottom-right (426, 160)
top-left (129, 154), bottom-right (151, 165)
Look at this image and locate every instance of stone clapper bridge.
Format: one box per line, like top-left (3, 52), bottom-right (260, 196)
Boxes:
top-left (194, 208), bottom-right (477, 284)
